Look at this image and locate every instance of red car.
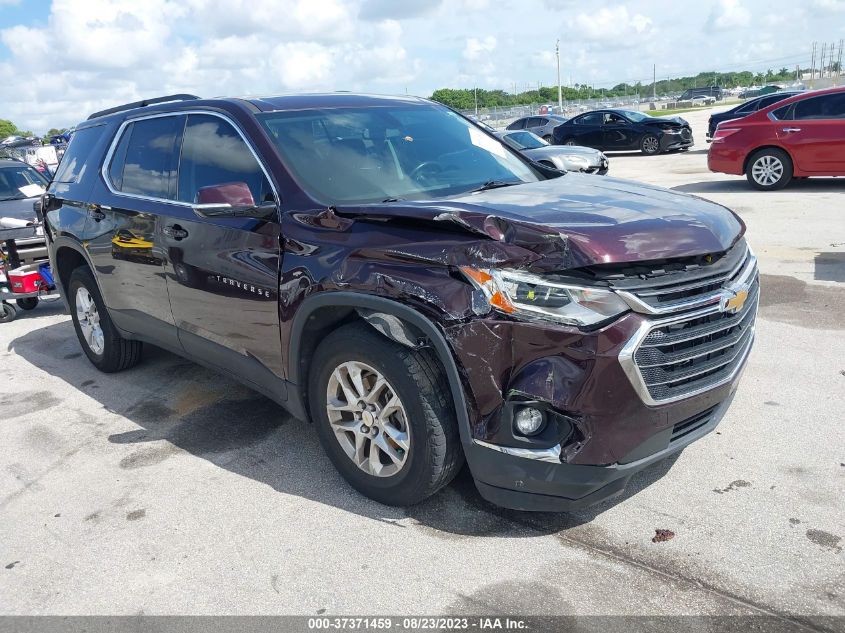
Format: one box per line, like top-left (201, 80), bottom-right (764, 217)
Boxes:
top-left (708, 87), bottom-right (845, 190)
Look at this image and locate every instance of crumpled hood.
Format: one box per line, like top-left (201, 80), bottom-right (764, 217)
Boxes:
top-left (643, 115), bottom-right (688, 127)
top-left (331, 173), bottom-right (744, 271)
top-left (522, 145), bottom-right (603, 161)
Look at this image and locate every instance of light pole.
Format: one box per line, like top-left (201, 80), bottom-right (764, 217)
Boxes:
top-left (556, 39), bottom-right (563, 111)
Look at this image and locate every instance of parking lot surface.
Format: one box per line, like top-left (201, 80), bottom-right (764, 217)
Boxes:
top-left (1, 107), bottom-right (843, 622)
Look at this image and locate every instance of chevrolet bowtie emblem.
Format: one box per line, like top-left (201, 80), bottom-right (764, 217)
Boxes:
top-left (721, 288), bottom-right (749, 314)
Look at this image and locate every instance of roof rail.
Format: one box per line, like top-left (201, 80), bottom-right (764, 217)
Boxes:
top-left (87, 94), bottom-right (201, 121)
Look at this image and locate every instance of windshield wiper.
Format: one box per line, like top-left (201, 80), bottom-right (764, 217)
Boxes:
top-left (381, 197), bottom-right (404, 203)
top-left (0, 196), bottom-right (25, 201)
top-left (469, 180), bottom-right (520, 193)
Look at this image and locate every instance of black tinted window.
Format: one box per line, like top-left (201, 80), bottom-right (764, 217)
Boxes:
top-left (108, 124), bottom-right (132, 191)
top-left (53, 125), bottom-right (105, 184)
top-left (113, 116), bottom-right (181, 199)
top-left (574, 112), bottom-right (602, 125)
top-left (507, 118), bottom-right (526, 130)
top-left (177, 114), bottom-right (271, 205)
top-left (794, 94), bottom-right (845, 120)
top-left (771, 104), bottom-right (792, 121)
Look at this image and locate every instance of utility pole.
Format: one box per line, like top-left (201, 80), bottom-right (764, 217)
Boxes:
top-left (811, 42), bottom-right (816, 80)
top-left (821, 42), bottom-right (827, 78)
top-left (474, 86), bottom-right (478, 116)
top-left (653, 63), bottom-right (656, 100)
top-left (556, 39), bottom-right (563, 111)
top-left (838, 39), bottom-right (844, 77)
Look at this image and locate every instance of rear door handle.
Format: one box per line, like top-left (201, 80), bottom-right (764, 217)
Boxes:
top-left (782, 127), bottom-right (802, 133)
top-left (163, 224), bottom-right (188, 240)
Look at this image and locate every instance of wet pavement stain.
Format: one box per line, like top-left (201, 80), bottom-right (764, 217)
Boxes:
top-left (789, 518), bottom-right (801, 526)
top-left (0, 391), bottom-right (61, 419)
top-left (758, 274), bottom-right (845, 330)
top-left (126, 509), bottom-right (146, 521)
top-left (805, 529), bottom-right (842, 553)
top-left (5, 561), bottom-right (20, 569)
top-left (63, 352), bottom-right (82, 360)
top-left (713, 480), bottom-right (752, 494)
top-left (119, 443), bottom-right (182, 470)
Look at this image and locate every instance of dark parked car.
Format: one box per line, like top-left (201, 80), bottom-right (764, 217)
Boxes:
top-left (679, 86), bottom-right (723, 102)
top-left (506, 114), bottom-right (569, 141)
top-left (552, 109), bottom-right (693, 155)
top-left (709, 87), bottom-right (845, 190)
top-left (707, 91), bottom-right (801, 141)
top-left (0, 158), bottom-right (50, 267)
top-left (41, 93), bottom-right (756, 511)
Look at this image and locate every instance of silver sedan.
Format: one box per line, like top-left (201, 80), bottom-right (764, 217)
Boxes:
top-left (496, 130), bottom-right (609, 174)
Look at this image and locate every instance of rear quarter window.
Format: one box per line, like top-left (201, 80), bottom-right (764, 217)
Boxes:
top-left (52, 124), bottom-right (106, 185)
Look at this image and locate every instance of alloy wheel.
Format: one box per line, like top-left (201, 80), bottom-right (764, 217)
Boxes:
top-left (75, 287), bottom-right (105, 355)
top-left (643, 136), bottom-right (659, 154)
top-left (751, 155), bottom-right (784, 187)
top-left (325, 361), bottom-right (410, 478)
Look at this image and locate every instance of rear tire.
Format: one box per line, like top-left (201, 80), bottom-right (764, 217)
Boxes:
top-left (16, 297), bottom-right (38, 310)
top-left (746, 148), bottom-right (792, 191)
top-left (308, 322), bottom-right (463, 506)
top-left (562, 137), bottom-right (577, 146)
top-left (68, 266), bottom-right (142, 372)
top-left (542, 134), bottom-right (552, 142)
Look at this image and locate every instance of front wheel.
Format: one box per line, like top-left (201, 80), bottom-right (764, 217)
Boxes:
top-left (68, 266), bottom-right (142, 372)
top-left (16, 297), bottom-right (38, 310)
top-left (308, 322), bottom-right (463, 506)
top-left (640, 134), bottom-right (660, 155)
top-left (0, 302), bottom-right (16, 323)
top-left (542, 134), bottom-right (552, 142)
top-left (746, 148), bottom-right (793, 190)
top-left (562, 137), bottom-right (577, 146)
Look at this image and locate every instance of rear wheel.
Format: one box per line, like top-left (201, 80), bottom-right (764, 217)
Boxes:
top-left (746, 148), bottom-right (792, 191)
top-left (68, 266), bottom-right (142, 372)
top-left (562, 137), bottom-right (577, 146)
top-left (308, 322), bottom-right (463, 506)
top-left (640, 134), bottom-right (660, 155)
top-left (16, 297), bottom-right (38, 310)
top-left (542, 134), bottom-right (552, 142)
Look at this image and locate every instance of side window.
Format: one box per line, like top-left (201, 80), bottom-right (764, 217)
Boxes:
top-left (575, 112), bottom-right (602, 125)
top-left (506, 118), bottom-right (526, 130)
top-left (525, 117), bottom-right (542, 127)
top-left (177, 114), bottom-right (271, 205)
top-left (52, 124), bottom-right (105, 184)
top-left (735, 101), bottom-right (755, 114)
top-left (537, 118), bottom-right (549, 126)
top-left (794, 94), bottom-right (845, 120)
top-left (111, 116), bottom-right (182, 199)
top-left (771, 104), bottom-right (793, 121)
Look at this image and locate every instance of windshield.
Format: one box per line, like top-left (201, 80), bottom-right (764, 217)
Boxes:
top-left (0, 164), bottom-right (49, 200)
top-left (257, 104), bottom-right (539, 205)
top-left (502, 131), bottom-right (548, 150)
top-left (618, 110), bottom-right (649, 123)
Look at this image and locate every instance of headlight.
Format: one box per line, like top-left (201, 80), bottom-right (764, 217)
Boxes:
top-left (664, 128), bottom-right (682, 134)
top-left (460, 267), bottom-right (629, 327)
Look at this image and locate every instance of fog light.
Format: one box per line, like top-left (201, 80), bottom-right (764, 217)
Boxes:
top-left (514, 407), bottom-right (545, 436)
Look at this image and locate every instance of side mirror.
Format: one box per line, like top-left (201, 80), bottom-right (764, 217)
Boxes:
top-left (191, 182), bottom-right (276, 219)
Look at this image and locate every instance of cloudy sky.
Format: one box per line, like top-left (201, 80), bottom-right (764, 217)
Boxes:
top-left (1, 0), bottom-right (844, 132)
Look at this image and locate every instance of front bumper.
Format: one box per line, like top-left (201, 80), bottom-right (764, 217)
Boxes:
top-left (467, 389), bottom-right (737, 511)
top-left (661, 133), bottom-right (694, 151)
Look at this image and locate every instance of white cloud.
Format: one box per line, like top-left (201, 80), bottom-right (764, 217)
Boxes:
top-left (463, 35), bottom-right (496, 60)
top-left (706, 0), bottom-right (752, 31)
top-left (573, 6), bottom-right (654, 43)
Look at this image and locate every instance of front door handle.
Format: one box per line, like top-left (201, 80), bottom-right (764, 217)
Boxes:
top-left (781, 127), bottom-right (802, 133)
top-left (163, 225), bottom-right (188, 240)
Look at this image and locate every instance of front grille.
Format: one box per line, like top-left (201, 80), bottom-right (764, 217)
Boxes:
top-left (616, 241), bottom-right (758, 404)
top-left (671, 406), bottom-right (717, 443)
top-left (633, 277), bottom-right (757, 401)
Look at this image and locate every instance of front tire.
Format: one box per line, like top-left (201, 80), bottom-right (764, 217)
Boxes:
top-left (0, 303), bottom-right (16, 323)
top-left (562, 137), bottom-right (577, 146)
top-left (746, 148), bottom-right (793, 190)
top-left (542, 134), bottom-right (552, 142)
top-left (308, 322), bottom-right (463, 506)
top-left (640, 134), bottom-right (660, 155)
top-left (68, 266), bottom-right (142, 372)
top-left (16, 297), bottom-right (38, 310)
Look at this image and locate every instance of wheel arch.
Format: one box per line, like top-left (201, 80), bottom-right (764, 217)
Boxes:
top-left (742, 144), bottom-right (794, 175)
top-left (288, 292), bottom-right (472, 445)
top-left (52, 238), bottom-right (97, 302)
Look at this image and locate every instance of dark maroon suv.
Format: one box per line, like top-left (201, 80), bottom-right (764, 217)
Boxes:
top-left (41, 93), bottom-right (757, 511)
